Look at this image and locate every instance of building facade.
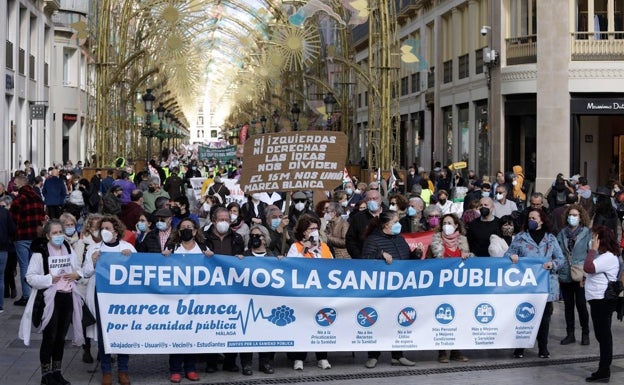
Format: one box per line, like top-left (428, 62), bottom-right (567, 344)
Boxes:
top-left (1, 0), bottom-right (58, 182)
top-left (353, 0), bottom-right (624, 193)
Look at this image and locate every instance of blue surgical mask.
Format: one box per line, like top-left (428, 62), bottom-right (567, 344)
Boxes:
top-left (271, 218), bottom-right (281, 230)
top-left (367, 200), bottom-right (379, 212)
top-left (156, 221), bottom-right (168, 231)
top-left (528, 220), bottom-right (539, 231)
top-left (345, 188), bottom-right (353, 195)
top-left (137, 222), bottom-right (148, 232)
top-left (407, 206), bottom-right (417, 216)
top-left (567, 215), bottom-right (579, 227)
top-left (64, 227), bottom-right (76, 236)
top-left (482, 191), bottom-right (490, 198)
top-left (391, 222), bottom-right (402, 235)
top-left (51, 235), bottom-right (65, 247)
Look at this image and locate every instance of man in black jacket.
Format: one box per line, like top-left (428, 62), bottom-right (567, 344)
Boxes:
top-left (136, 208), bottom-right (173, 253)
top-left (202, 207), bottom-right (245, 373)
top-left (345, 190), bottom-right (385, 259)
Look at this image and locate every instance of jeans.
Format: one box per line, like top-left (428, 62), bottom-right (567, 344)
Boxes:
top-left (169, 354), bottom-right (196, 374)
top-left (14, 240), bottom-right (32, 299)
top-left (0, 251), bottom-right (7, 308)
top-left (589, 298), bottom-right (617, 374)
top-left (95, 291), bottom-right (129, 373)
top-left (560, 281), bottom-right (589, 335)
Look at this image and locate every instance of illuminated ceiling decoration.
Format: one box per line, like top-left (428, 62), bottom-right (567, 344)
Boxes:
top-left (269, 24), bottom-right (321, 72)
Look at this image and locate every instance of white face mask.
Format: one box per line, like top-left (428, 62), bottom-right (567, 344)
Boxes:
top-left (203, 203), bottom-right (212, 211)
top-left (309, 230), bottom-right (320, 242)
top-left (389, 204), bottom-right (397, 211)
top-left (230, 213), bottom-right (238, 222)
top-left (323, 213), bottom-right (332, 222)
top-left (442, 224), bottom-right (456, 236)
top-left (355, 189), bottom-right (361, 195)
top-left (495, 193), bottom-right (504, 201)
top-left (101, 229), bottom-right (114, 243)
top-left (216, 221), bottom-right (230, 234)
top-left (340, 200), bottom-right (348, 207)
top-left (294, 202), bottom-right (306, 211)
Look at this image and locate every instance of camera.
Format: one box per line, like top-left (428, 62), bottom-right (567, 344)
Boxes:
top-left (481, 26), bottom-right (488, 36)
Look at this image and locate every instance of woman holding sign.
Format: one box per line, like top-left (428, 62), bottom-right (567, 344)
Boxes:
top-left (18, 219), bottom-right (83, 385)
top-left (286, 214), bottom-right (333, 370)
top-left (83, 215), bottom-right (136, 385)
top-left (360, 210), bottom-right (417, 368)
top-left (505, 208), bottom-right (564, 359)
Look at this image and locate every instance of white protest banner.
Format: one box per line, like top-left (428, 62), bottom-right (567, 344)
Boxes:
top-left (239, 131), bottom-right (348, 193)
top-left (96, 254), bottom-right (548, 354)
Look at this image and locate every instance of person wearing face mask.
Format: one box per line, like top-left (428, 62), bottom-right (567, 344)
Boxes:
top-left (505, 208), bottom-right (565, 359)
top-left (170, 195), bottom-right (200, 229)
top-left (324, 202), bottom-right (350, 258)
top-left (434, 189), bottom-right (459, 215)
top-left (388, 194), bottom-right (408, 217)
top-left (400, 196), bottom-right (426, 234)
top-left (18, 219), bottom-right (84, 385)
top-left (342, 181), bottom-right (363, 212)
top-left (82, 216), bottom-right (136, 385)
top-left (239, 224), bottom-right (280, 374)
top-left (286, 214), bottom-right (333, 370)
top-left (142, 177), bottom-right (170, 214)
top-left (315, 200), bottom-right (331, 243)
top-left (242, 193), bottom-right (268, 227)
top-left (287, 191), bottom-right (316, 240)
top-left (162, 218), bottom-right (212, 383)
top-left (360, 210), bottom-right (417, 368)
top-left (202, 207), bottom-right (245, 374)
top-left (227, 202), bottom-right (250, 248)
top-left (345, 189), bottom-right (385, 259)
top-left (427, 213), bottom-right (471, 363)
top-left (556, 205), bottom-right (592, 347)
top-left (493, 184), bottom-right (518, 218)
top-left (102, 185), bottom-right (123, 216)
top-left (136, 208), bottom-right (174, 253)
top-left (263, 205), bottom-right (292, 254)
top-left (488, 215), bottom-right (517, 257)
top-left (466, 197), bottom-right (500, 257)
top-left (134, 212), bottom-right (153, 245)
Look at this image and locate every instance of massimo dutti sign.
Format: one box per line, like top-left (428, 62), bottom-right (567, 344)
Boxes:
top-left (571, 99), bottom-right (624, 114)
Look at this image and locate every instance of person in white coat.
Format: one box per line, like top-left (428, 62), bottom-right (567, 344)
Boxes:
top-left (488, 215), bottom-right (517, 257)
top-left (18, 219), bottom-right (85, 385)
top-left (82, 215), bottom-right (136, 385)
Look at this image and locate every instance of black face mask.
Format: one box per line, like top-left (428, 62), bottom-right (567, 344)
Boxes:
top-left (479, 207), bottom-right (491, 218)
top-left (250, 234), bottom-right (262, 249)
top-left (171, 207), bottom-right (182, 216)
top-left (180, 228), bottom-right (194, 242)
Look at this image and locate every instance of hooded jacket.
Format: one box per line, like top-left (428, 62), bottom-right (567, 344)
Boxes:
top-left (512, 165), bottom-right (526, 202)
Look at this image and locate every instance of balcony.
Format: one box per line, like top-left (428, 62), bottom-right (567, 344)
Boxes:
top-left (506, 35), bottom-right (537, 65)
top-left (571, 32), bottom-right (624, 61)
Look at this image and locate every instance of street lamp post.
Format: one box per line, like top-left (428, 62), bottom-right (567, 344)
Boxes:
top-left (272, 109), bottom-right (280, 132)
top-left (165, 111), bottom-right (173, 150)
top-left (323, 92), bottom-right (337, 130)
top-left (156, 102), bottom-right (166, 159)
top-left (141, 89), bottom-right (156, 162)
top-left (260, 115), bottom-right (267, 134)
top-left (290, 102), bottom-right (301, 131)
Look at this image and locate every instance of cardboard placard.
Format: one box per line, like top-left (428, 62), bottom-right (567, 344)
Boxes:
top-left (240, 131), bottom-right (348, 193)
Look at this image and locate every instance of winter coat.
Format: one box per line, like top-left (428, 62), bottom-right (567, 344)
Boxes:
top-left (504, 231), bottom-right (565, 302)
top-left (555, 225), bottom-right (591, 283)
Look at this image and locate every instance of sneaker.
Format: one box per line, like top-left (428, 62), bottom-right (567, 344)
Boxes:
top-left (513, 349), bottom-right (524, 358)
top-left (0, 307), bottom-right (4, 314)
top-left (185, 371), bottom-right (200, 381)
top-left (560, 335), bottom-right (576, 345)
top-left (259, 363), bottom-right (274, 374)
top-left (391, 357), bottom-right (416, 366)
top-left (538, 350), bottom-right (550, 359)
top-left (365, 358), bottom-right (378, 369)
top-left (52, 372), bottom-right (70, 385)
top-left (242, 365), bottom-right (253, 375)
top-left (14, 297), bottom-right (28, 306)
top-left (169, 373), bottom-right (182, 383)
top-left (317, 359), bottom-right (331, 369)
top-left (293, 360), bottom-right (304, 370)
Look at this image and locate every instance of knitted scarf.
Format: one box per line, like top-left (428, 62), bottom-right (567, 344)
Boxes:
top-left (441, 230), bottom-right (460, 250)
